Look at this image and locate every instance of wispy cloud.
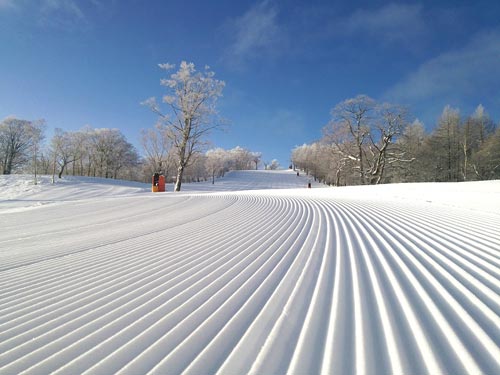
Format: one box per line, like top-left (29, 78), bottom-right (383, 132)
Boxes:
top-left (223, 0), bottom-right (286, 68)
top-left (386, 29), bottom-right (500, 100)
top-left (341, 3), bottom-right (426, 44)
top-left (385, 28), bottom-right (500, 122)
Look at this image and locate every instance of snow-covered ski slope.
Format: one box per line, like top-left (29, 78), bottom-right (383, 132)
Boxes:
top-left (1, 170), bottom-right (499, 374)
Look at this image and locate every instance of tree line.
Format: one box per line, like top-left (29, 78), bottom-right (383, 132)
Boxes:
top-left (291, 95), bottom-right (499, 186)
top-left (0, 117), bottom-right (264, 185)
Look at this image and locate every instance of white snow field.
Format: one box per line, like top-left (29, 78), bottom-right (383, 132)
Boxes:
top-left (1, 170), bottom-right (499, 375)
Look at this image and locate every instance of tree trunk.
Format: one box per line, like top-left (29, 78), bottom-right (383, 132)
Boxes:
top-left (174, 164), bottom-right (184, 192)
top-left (358, 144), bottom-right (365, 185)
top-left (58, 163), bottom-right (66, 179)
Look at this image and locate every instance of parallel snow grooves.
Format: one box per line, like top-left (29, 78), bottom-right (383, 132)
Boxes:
top-left (339, 199), bottom-right (500, 374)
top-left (357, 201), bottom-right (500, 296)
top-left (328, 200), bottom-right (439, 375)
top-left (0, 195), bottom-right (266, 373)
top-left (47, 195), bottom-right (298, 374)
top-left (146, 197), bottom-right (313, 374)
top-left (0, 195), bottom-right (239, 291)
top-left (1, 179), bottom-right (499, 375)
top-left (114, 197), bottom-right (310, 375)
top-left (0, 195), bottom-right (226, 273)
top-left (337, 203), bottom-right (404, 375)
top-left (0, 196), bottom-right (240, 319)
top-left (53, 196), bottom-right (296, 375)
top-left (335, 202), bottom-right (478, 374)
top-left (199, 197), bottom-right (318, 375)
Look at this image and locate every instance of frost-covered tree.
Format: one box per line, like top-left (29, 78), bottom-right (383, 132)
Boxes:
top-left (27, 120), bottom-right (45, 184)
top-left (205, 148), bottom-right (228, 184)
top-left (143, 61), bottom-right (225, 191)
top-left (229, 146), bottom-right (254, 170)
top-left (325, 95), bottom-right (375, 184)
top-left (251, 152), bottom-right (262, 170)
top-left (140, 123), bottom-right (175, 178)
top-left (268, 159), bottom-right (280, 170)
top-left (323, 96), bottom-right (409, 184)
top-left (90, 128), bottom-right (139, 179)
top-left (51, 128), bottom-right (80, 179)
top-left (0, 117), bottom-right (44, 175)
top-left (366, 103), bottom-right (409, 184)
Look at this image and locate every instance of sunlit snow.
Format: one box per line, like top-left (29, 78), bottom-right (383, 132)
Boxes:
top-left (1, 170), bottom-right (499, 374)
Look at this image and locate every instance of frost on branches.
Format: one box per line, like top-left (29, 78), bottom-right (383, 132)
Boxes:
top-left (142, 61), bottom-right (225, 191)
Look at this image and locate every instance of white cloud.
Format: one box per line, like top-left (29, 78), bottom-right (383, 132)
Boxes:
top-left (386, 29), bottom-right (500, 102)
top-left (342, 3), bottom-right (426, 44)
top-left (384, 29), bottom-right (500, 124)
top-left (223, 0), bottom-right (286, 67)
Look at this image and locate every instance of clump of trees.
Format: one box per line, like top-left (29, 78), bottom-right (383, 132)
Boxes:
top-left (1, 117), bottom-right (45, 177)
top-left (292, 95), bottom-right (499, 185)
top-left (47, 126), bottom-right (140, 181)
top-left (1, 117), bottom-right (141, 182)
top-left (141, 141), bottom-right (262, 184)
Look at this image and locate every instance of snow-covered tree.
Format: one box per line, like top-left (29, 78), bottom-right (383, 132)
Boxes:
top-left (268, 159), bottom-right (280, 170)
top-left (143, 61), bottom-right (225, 191)
top-left (323, 96), bottom-right (409, 185)
top-left (27, 120), bottom-right (45, 184)
top-left (366, 103), bottom-right (409, 184)
top-left (89, 128), bottom-right (138, 179)
top-left (205, 148), bottom-right (228, 184)
top-left (51, 128), bottom-right (80, 179)
top-left (0, 117), bottom-right (44, 175)
top-left (251, 152), bottom-right (262, 170)
top-left (140, 123), bottom-right (175, 178)
top-left (325, 95), bottom-right (375, 185)
top-left (229, 146), bottom-right (254, 170)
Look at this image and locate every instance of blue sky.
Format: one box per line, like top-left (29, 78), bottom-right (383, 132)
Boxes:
top-left (1, 0), bottom-right (499, 167)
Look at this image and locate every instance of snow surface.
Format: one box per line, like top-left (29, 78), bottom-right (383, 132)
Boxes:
top-left (1, 170), bottom-right (499, 374)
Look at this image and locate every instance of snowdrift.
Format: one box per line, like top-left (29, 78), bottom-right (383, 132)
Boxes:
top-left (1, 171), bottom-right (499, 374)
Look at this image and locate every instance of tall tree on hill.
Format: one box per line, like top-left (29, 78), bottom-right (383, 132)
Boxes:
top-left (143, 61), bottom-right (225, 191)
top-left (325, 95), bottom-right (375, 185)
top-left (367, 103), bottom-right (409, 184)
top-left (324, 96), bottom-right (409, 185)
